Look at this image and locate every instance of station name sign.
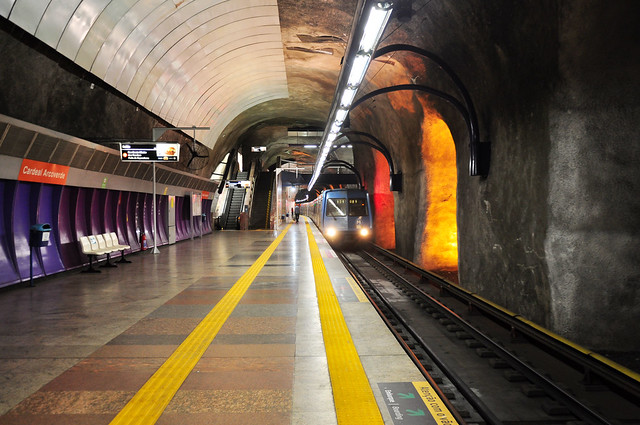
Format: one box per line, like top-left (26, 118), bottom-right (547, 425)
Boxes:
top-left (119, 143), bottom-right (180, 162)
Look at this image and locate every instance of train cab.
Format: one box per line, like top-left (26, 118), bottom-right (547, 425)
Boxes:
top-left (304, 188), bottom-right (373, 247)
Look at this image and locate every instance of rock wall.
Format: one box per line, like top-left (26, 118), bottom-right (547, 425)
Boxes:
top-left (358, 0), bottom-right (640, 350)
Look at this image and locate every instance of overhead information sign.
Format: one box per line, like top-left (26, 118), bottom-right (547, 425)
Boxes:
top-left (120, 143), bottom-right (180, 162)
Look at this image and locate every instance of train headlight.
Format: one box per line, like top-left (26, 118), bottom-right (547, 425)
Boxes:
top-left (326, 227), bottom-right (338, 238)
top-left (359, 228), bottom-right (370, 237)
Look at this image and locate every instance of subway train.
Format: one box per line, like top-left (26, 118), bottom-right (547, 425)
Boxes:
top-left (302, 188), bottom-right (373, 246)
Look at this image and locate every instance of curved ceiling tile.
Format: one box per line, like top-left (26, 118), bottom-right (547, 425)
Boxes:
top-left (75, 0), bottom-right (138, 70)
top-left (186, 58), bottom-right (286, 123)
top-left (156, 25), bottom-right (282, 117)
top-left (163, 28), bottom-right (282, 122)
top-left (205, 88), bottom-right (290, 132)
top-left (197, 76), bottom-right (288, 127)
top-left (176, 49), bottom-right (284, 126)
top-left (106, 2), bottom-right (175, 90)
top-left (57, 0), bottom-right (111, 60)
top-left (150, 32), bottom-right (282, 117)
top-left (141, 10), bottom-right (279, 111)
top-left (195, 72), bottom-right (288, 126)
top-left (92, 0), bottom-right (164, 79)
top-left (6, 0), bottom-right (50, 34)
top-left (117, 0), bottom-right (218, 97)
top-left (0, 0), bottom-right (16, 18)
top-left (171, 44), bottom-right (284, 124)
top-left (34, 0), bottom-right (81, 48)
top-left (201, 90), bottom-right (289, 147)
top-left (159, 56), bottom-right (284, 120)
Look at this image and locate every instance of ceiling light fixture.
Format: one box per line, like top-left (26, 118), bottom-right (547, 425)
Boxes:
top-left (309, 1), bottom-right (393, 190)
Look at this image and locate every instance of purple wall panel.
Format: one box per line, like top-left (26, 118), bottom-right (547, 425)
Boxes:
top-left (91, 189), bottom-right (106, 235)
top-left (1, 177), bottom-right (215, 288)
top-left (157, 195), bottom-right (168, 245)
top-left (104, 190), bottom-right (117, 234)
top-left (57, 186), bottom-right (81, 268)
top-left (115, 191), bottom-right (129, 249)
top-left (203, 199), bottom-right (213, 234)
top-left (135, 193), bottom-right (144, 247)
top-left (184, 196), bottom-right (192, 240)
top-left (13, 183), bottom-right (43, 280)
top-left (125, 192), bottom-right (140, 250)
top-left (0, 180), bottom-right (20, 287)
top-left (174, 197), bottom-right (184, 240)
top-left (37, 184), bottom-right (65, 275)
top-left (143, 193), bottom-right (153, 247)
top-left (75, 188), bottom-right (90, 238)
top-left (194, 204), bottom-right (202, 236)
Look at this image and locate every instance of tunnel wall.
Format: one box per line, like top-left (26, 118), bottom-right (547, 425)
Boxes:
top-left (544, 2), bottom-right (640, 349)
top-left (356, 1), bottom-right (640, 350)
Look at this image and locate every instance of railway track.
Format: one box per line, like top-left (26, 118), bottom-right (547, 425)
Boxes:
top-left (337, 245), bottom-right (640, 425)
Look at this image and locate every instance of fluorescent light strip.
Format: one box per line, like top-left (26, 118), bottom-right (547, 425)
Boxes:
top-left (335, 109), bottom-right (349, 123)
top-left (309, 1), bottom-right (393, 190)
top-left (340, 88), bottom-right (358, 108)
top-left (347, 54), bottom-right (372, 87)
top-left (360, 5), bottom-right (393, 52)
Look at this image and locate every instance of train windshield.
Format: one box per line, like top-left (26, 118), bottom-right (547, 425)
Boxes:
top-left (348, 198), bottom-right (368, 216)
top-left (326, 198), bottom-right (347, 217)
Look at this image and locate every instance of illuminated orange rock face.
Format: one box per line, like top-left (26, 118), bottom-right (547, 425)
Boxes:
top-left (372, 150), bottom-right (396, 249)
top-left (419, 107), bottom-right (458, 274)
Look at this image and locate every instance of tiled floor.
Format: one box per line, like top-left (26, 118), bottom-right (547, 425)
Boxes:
top-left (0, 221), bottom-right (424, 424)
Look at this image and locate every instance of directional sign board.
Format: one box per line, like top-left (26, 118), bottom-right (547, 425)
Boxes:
top-left (379, 382), bottom-right (459, 425)
top-left (120, 143), bottom-right (180, 162)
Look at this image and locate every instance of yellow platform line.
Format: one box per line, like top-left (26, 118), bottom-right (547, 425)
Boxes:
top-left (305, 219), bottom-right (384, 424)
top-left (346, 276), bottom-right (369, 302)
top-left (109, 224), bottom-right (292, 425)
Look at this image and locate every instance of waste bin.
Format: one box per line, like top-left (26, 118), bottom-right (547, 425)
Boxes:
top-left (29, 223), bottom-right (51, 247)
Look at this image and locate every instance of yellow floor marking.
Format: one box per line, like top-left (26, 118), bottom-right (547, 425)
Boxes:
top-left (109, 224), bottom-right (292, 425)
top-left (346, 276), bottom-right (369, 302)
top-left (412, 381), bottom-right (459, 425)
top-left (305, 219), bottom-right (384, 425)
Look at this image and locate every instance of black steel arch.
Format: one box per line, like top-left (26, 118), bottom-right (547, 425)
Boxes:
top-left (321, 160), bottom-right (362, 189)
top-left (332, 134), bottom-right (394, 175)
top-left (349, 43), bottom-right (489, 176)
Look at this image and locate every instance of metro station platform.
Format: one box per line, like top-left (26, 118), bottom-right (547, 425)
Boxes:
top-left (0, 218), bottom-right (454, 425)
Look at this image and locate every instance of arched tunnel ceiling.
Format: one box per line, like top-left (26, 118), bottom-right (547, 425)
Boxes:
top-left (0, 0), bottom-right (357, 154)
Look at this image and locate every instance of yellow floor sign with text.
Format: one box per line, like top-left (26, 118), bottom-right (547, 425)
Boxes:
top-left (379, 381), bottom-right (459, 425)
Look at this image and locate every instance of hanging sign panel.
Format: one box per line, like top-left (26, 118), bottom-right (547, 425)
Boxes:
top-left (120, 143), bottom-right (180, 162)
top-left (18, 159), bottom-right (70, 185)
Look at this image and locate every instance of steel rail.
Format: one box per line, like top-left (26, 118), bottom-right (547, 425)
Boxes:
top-left (337, 251), bottom-right (477, 425)
top-left (369, 244), bottom-right (640, 401)
top-left (362, 248), bottom-right (615, 425)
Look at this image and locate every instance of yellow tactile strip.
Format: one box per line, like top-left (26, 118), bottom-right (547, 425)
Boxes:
top-left (109, 224), bottom-right (292, 425)
top-left (346, 276), bottom-right (369, 302)
top-left (305, 219), bottom-right (384, 424)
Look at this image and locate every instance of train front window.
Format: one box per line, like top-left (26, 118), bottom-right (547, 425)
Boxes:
top-left (326, 198), bottom-right (347, 217)
top-left (348, 198), bottom-right (368, 216)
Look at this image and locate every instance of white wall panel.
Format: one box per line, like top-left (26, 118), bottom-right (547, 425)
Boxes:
top-left (75, 0), bottom-right (136, 69)
top-left (145, 28), bottom-right (282, 114)
top-left (91, 0), bottom-right (163, 78)
top-left (7, 0), bottom-right (49, 34)
top-left (0, 0), bottom-right (17, 18)
top-left (57, 0), bottom-right (111, 60)
top-left (173, 46), bottom-right (285, 125)
top-left (35, 0), bottom-right (82, 48)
